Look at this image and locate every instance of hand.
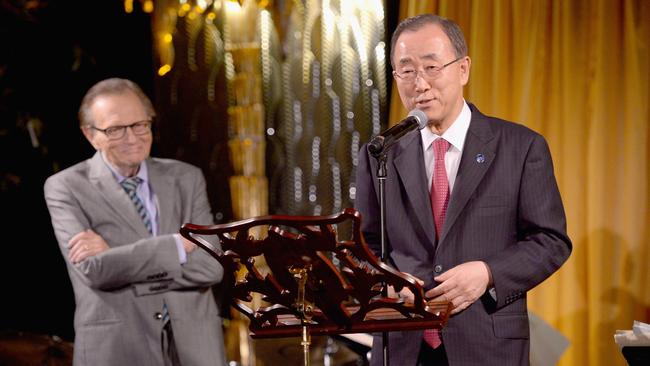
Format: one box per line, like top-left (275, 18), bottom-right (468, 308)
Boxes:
top-left (68, 229), bottom-right (110, 264)
top-left (387, 276), bottom-right (425, 303)
top-left (181, 237), bottom-right (197, 254)
top-left (425, 261), bottom-right (492, 315)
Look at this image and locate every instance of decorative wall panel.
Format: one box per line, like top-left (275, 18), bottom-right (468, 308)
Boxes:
top-left (271, 0), bottom-right (387, 224)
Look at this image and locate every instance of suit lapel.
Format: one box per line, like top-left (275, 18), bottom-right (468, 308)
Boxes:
top-left (88, 152), bottom-right (150, 236)
top-left (147, 158), bottom-right (177, 234)
top-left (439, 109), bottom-right (496, 245)
top-left (393, 132), bottom-right (437, 246)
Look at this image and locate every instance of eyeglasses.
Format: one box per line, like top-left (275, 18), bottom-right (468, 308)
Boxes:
top-left (393, 56), bottom-right (464, 82)
top-left (89, 120), bottom-right (152, 140)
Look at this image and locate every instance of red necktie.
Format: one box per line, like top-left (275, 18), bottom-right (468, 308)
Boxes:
top-left (430, 138), bottom-right (450, 240)
top-left (423, 137), bottom-right (450, 349)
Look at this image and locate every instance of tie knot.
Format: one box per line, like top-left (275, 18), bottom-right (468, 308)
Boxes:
top-left (433, 138), bottom-right (450, 156)
top-left (121, 177), bottom-right (143, 192)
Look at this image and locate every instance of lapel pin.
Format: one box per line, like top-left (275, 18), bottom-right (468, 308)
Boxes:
top-left (475, 154), bottom-right (486, 163)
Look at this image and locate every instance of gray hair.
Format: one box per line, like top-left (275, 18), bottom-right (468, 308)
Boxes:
top-left (78, 78), bottom-right (155, 127)
top-left (390, 14), bottom-right (468, 67)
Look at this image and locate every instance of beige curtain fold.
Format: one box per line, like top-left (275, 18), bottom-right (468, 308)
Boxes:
top-left (391, 1), bottom-right (650, 365)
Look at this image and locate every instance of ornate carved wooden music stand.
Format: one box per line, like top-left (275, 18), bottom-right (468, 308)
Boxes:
top-left (180, 208), bottom-right (451, 366)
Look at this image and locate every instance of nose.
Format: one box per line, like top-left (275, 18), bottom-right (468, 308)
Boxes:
top-left (414, 73), bottom-right (431, 92)
top-left (123, 125), bottom-right (138, 141)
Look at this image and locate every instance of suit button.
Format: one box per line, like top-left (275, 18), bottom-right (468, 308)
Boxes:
top-left (434, 265), bottom-right (443, 274)
top-left (154, 312), bottom-right (162, 320)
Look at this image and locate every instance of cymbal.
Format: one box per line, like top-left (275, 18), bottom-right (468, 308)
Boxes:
top-left (0, 331), bottom-right (73, 366)
top-left (251, 336), bottom-right (362, 366)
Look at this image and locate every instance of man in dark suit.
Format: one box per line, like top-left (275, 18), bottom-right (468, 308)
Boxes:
top-left (355, 14), bottom-right (572, 366)
top-left (44, 78), bottom-right (227, 366)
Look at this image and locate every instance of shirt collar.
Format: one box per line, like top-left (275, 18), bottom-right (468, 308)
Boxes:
top-left (100, 151), bottom-right (149, 184)
top-left (421, 100), bottom-right (472, 152)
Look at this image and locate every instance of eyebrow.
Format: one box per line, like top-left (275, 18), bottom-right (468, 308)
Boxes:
top-left (397, 53), bottom-right (439, 65)
top-left (105, 117), bottom-right (150, 125)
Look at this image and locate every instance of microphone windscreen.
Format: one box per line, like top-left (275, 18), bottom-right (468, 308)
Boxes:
top-left (407, 109), bottom-right (428, 130)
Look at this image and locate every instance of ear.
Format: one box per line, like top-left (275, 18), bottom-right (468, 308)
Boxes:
top-left (460, 56), bottom-right (471, 86)
top-left (81, 126), bottom-right (100, 150)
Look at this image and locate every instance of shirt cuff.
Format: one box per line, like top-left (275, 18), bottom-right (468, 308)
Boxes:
top-left (173, 234), bottom-right (188, 264)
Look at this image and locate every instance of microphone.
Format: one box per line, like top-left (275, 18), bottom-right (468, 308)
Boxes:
top-left (367, 109), bottom-right (428, 156)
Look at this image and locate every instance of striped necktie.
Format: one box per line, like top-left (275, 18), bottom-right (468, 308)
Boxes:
top-left (120, 177), bottom-right (153, 234)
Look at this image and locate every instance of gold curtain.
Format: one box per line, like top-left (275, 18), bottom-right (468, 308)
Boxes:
top-left (390, 1), bottom-right (650, 366)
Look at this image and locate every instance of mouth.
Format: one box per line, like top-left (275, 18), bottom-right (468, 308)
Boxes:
top-left (120, 145), bottom-right (144, 154)
top-left (415, 97), bottom-right (435, 108)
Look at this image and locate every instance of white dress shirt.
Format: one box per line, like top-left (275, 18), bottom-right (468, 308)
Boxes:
top-left (421, 101), bottom-right (472, 194)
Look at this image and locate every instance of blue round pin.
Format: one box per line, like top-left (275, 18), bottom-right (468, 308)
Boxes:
top-left (476, 154), bottom-right (485, 163)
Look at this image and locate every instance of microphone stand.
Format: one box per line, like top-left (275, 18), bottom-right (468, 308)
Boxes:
top-left (371, 149), bottom-right (390, 366)
top-left (367, 110), bottom-right (425, 366)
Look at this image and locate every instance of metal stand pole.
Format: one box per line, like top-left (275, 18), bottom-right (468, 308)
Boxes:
top-left (301, 324), bottom-right (311, 366)
top-left (374, 152), bottom-right (390, 366)
top-left (291, 267), bottom-right (313, 366)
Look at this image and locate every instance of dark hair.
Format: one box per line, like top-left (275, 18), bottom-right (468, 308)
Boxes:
top-left (390, 14), bottom-right (468, 67)
top-left (78, 78), bottom-right (155, 127)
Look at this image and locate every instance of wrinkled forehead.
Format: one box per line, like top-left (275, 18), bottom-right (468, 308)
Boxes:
top-left (392, 24), bottom-right (454, 66)
top-left (90, 92), bottom-right (148, 127)
top-left (396, 52), bottom-right (442, 67)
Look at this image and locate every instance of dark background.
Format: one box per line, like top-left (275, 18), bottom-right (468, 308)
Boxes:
top-left (0, 0), bottom-right (398, 343)
top-left (1, 0), bottom-right (154, 341)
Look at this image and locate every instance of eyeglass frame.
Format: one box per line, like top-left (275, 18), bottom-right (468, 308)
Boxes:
top-left (393, 56), bottom-right (465, 82)
top-left (87, 119), bottom-right (153, 140)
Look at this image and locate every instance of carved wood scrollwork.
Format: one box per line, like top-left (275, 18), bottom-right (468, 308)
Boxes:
top-left (180, 208), bottom-right (450, 338)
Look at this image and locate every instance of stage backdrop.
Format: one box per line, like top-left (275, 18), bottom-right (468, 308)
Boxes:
top-left (390, 2), bottom-right (650, 366)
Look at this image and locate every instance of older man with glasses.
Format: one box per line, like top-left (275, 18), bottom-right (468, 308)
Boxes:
top-left (355, 14), bottom-right (572, 366)
top-left (44, 78), bottom-right (228, 366)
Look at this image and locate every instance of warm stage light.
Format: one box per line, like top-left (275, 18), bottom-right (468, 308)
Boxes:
top-left (158, 64), bottom-right (172, 76)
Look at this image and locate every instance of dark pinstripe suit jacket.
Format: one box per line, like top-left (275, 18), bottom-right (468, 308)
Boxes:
top-left (355, 104), bottom-right (572, 366)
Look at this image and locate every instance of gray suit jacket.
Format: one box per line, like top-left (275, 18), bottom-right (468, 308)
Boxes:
top-left (355, 104), bottom-right (572, 366)
top-left (44, 152), bottom-right (227, 366)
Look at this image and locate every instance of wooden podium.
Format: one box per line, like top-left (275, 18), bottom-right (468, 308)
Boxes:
top-left (180, 208), bottom-right (450, 365)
